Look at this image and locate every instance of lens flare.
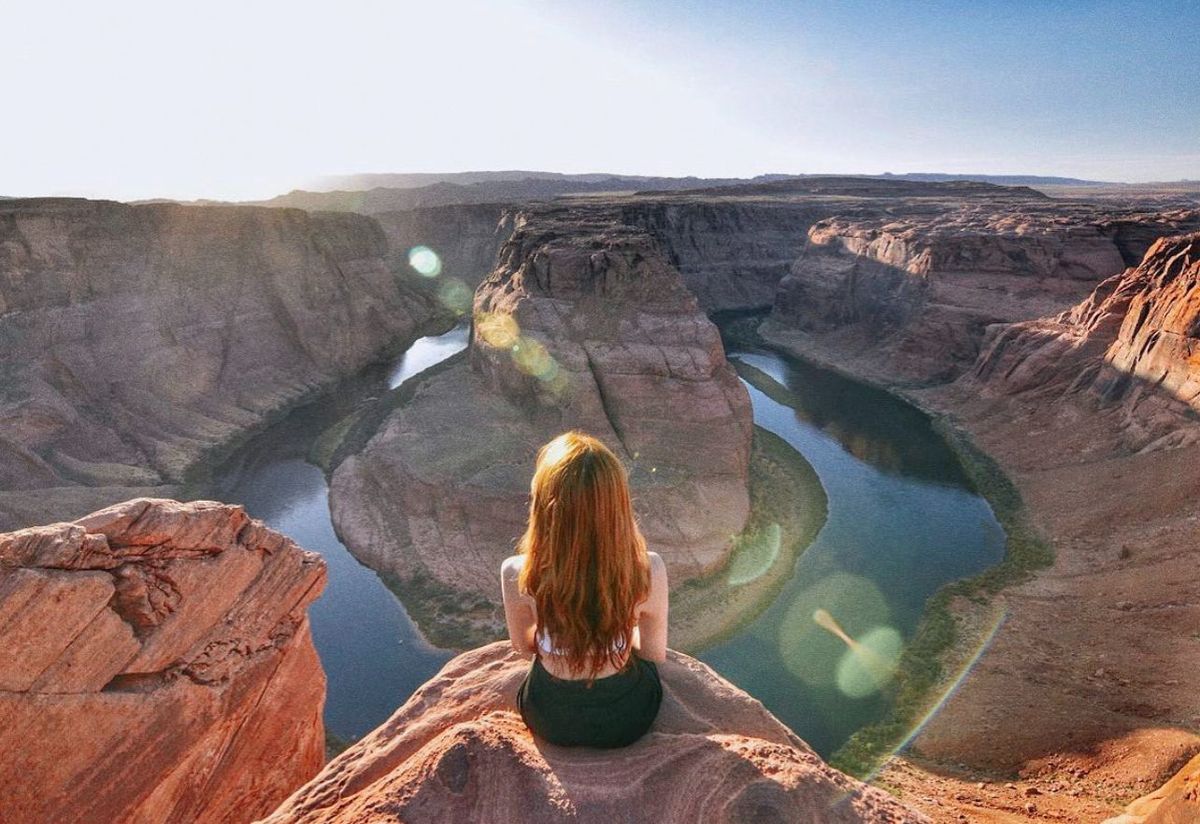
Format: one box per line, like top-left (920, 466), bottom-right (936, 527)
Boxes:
top-left (855, 603), bottom-right (1009, 783)
top-left (726, 522), bottom-right (783, 586)
top-left (778, 573), bottom-right (891, 688)
top-left (437, 278), bottom-right (472, 315)
top-left (512, 336), bottom-right (557, 380)
top-left (477, 311), bottom-right (520, 349)
top-left (408, 245), bottom-right (442, 277)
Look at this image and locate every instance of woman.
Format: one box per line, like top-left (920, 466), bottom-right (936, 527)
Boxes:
top-left (501, 430), bottom-right (669, 748)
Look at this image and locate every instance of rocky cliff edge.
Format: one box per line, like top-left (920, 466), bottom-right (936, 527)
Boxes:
top-left (262, 641), bottom-right (925, 824)
top-left (0, 497), bottom-right (328, 824)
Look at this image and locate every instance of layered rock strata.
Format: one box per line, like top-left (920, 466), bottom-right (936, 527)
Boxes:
top-left (769, 206), bottom-right (1125, 383)
top-left (0, 497), bottom-right (327, 824)
top-left (329, 207), bottom-right (752, 643)
top-left (622, 201), bottom-right (824, 312)
top-left (0, 198), bottom-right (437, 530)
top-left (972, 232), bottom-right (1200, 451)
top-left (262, 642), bottom-right (926, 824)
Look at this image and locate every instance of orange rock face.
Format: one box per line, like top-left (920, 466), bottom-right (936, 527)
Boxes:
top-left (262, 642), bottom-right (925, 824)
top-left (1103, 751), bottom-right (1200, 823)
top-left (0, 498), bottom-right (328, 824)
top-left (974, 232), bottom-right (1200, 450)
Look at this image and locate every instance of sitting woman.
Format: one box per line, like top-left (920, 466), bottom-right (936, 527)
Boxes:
top-left (501, 430), bottom-right (668, 748)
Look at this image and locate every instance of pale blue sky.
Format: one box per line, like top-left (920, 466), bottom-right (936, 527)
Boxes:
top-left (5, 0), bottom-right (1197, 201)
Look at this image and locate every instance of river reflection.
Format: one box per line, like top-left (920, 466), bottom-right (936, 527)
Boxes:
top-left (204, 325), bottom-right (1003, 755)
top-left (698, 345), bottom-right (1004, 756)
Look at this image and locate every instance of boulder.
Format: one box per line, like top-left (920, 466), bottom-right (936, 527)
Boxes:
top-left (0, 498), bottom-right (327, 824)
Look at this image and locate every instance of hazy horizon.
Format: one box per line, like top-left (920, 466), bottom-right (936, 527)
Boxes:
top-left (7, 0), bottom-right (1198, 202)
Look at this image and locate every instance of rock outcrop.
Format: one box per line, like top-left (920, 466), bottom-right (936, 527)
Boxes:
top-left (972, 232), bottom-right (1200, 451)
top-left (0, 497), bottom-right (327, 824)
top-left (1103, 751), bottom-right (1200, 824)
top-left (622, 201), bottom-right (822, 312)
top-left (262, 641), bottom-right (925, 824)
top-left (768, 206), bottom-right (1128, 383)
top-left (329, 206), bottom-right (753, 644)
top-left (0, 198), bottom-right (438, 530)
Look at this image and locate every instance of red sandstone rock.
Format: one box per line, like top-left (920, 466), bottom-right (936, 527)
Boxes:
top-left (261, 642), bottom-right (926, 824)
top-left (1101, 751), bottom-right (1200, 823)
top-left (0, 497), bottom-right (328, 824)
top-left (973, 232), bottom-right (1200, 451)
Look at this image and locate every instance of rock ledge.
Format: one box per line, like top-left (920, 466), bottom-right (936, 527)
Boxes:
top-left (263, 642), bottom-right (925, 824)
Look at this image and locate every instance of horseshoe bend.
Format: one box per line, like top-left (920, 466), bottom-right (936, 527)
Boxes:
top-left (2, 176), bottom-right (1199, 822)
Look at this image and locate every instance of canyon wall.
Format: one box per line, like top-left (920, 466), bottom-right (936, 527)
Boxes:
top-left (766, 206), bottom-right (1200, 384)
top-left (0, 498), bottom-right (327, 824)
top-left (972, 232), bottom-right (1200, 451)
top-left (262, 642), bottom-right (926, 824)
top-left (0, 198), bottom-right (439, 530)
top-left (621, 201), bottom-right (821, 312)
top-left (329, 206), bottom-right (753, 644)
top-left (371, 203), bottom-right (515, 290)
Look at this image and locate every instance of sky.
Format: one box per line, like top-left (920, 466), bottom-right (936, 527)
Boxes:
top-left (5, 0), bottom-right (1198, 201)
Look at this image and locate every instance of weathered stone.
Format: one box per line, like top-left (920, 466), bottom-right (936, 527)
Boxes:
top-left (0, 498), bottom-right (327, 824)
top-left (261, 642), bottom-right (926, 824)
top-left (329, 207), bottom-right (753, 644)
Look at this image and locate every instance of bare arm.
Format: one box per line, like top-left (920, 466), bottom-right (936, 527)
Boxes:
top-left (500, 555), bottom-right (537, 660)
top-left (635, 551), bottom-right (669, 663)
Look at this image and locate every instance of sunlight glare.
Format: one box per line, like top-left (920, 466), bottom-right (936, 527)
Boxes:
top-left (408, 245), bottom-right (443, 277)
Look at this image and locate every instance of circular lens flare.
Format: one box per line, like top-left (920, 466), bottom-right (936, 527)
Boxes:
top-left (477, 312), bottom-right (520, 349)
top-left (778, 573), bottom-right (891, 688)
top-left (437, 278), bottom-right (471, 314)
top-left (726, 522), bottom-right (783, 586)
top-left (834, 625), bottom-right (903, 698)
top-left (408, 245), bottom-right (442, 277)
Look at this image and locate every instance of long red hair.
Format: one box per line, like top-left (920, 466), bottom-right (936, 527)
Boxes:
top-left (517, 431), bottom-right (651, 682)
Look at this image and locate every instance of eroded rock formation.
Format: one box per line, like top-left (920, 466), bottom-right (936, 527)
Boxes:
top-left (972, 232), bottom-right (1200, 451)
top-left (0, 198), bottom-right (439, 530)
top-left (622, 201), bottom-right (823, 311)
top-left (262, 642), bottom-right (925, 824)
top-left (766, 205), bottom-right (1200, 384)
top-left (329, 207), bottom-right (752, 643)
top-left (0, 497), bottom-right (327, 824)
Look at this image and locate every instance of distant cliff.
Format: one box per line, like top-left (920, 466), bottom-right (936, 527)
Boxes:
top-left (0, 198), bottom-right (440, 529)
top-left (972, 232), bottom-right (1200, 451)
top-left (0, 498), bottom-right (326, 824)
top-left (262, 642), bottom-right (926, 824)
top-left (765, 205), bottom-right (1200, 384)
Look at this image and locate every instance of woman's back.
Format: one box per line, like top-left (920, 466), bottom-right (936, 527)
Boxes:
top-left (501, 551), bottom-right (668, 681)
top-left (499, 430), bottom-right (669, 747)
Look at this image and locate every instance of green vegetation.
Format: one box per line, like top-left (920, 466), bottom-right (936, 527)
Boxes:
top-left (831, 418), bottom-right (1054, 777)
top-left (670, 425), bottom-right (829, 652)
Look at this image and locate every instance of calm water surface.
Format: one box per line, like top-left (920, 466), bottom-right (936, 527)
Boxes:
top-left (206, 324), bottom-right (1003, 754)
top-left (207, 326), bottom-right (467, 739)
top-left (700, 344), bottom-right (1004, 755)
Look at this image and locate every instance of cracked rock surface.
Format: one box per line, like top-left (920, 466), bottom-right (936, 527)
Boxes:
top-left (0, 497), bottom-right (328, 824)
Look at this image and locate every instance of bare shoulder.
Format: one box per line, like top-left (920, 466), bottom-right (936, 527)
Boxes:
top-left (647, 551), bottom-right (667, 581)
top-left (501, 554), bottom-right (526, 587)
